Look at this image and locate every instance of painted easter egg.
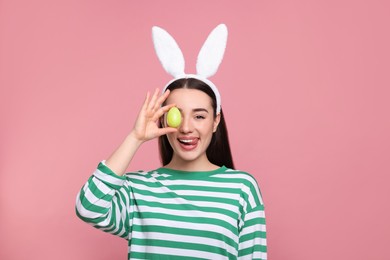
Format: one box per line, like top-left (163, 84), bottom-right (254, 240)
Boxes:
top-left (166, 107), bottom-right (181, 128)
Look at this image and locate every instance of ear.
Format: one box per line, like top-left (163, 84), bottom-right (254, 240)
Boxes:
top-left (213, 113), bottom-right (221, 133)
top-left (196, 24), bottom-right (228, 78)
top-left (152, 26), bottom-right (185, 78)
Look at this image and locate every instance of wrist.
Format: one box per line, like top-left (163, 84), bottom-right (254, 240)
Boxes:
top-left (127, 131), bottom-right (145, 147)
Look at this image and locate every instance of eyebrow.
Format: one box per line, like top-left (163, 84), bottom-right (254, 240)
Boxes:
top-left (177, 108), bottom-right (209, 113)
top-left (193, 108), bottom-right (209, 113)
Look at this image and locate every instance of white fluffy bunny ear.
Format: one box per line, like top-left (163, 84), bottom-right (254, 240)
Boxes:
top-left (196, 24), bottom-right (228, 78)
top-left (152, 26), bottom-right (185, 78)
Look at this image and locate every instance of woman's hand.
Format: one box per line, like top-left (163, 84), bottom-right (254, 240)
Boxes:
top-left (130, 88), bottom-right (177, 143)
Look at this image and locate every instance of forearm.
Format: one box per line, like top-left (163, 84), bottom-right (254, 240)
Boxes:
top-left (76, 163), bottom-right (130, 238)
top-left (105, 131), bottom-right (143, 176)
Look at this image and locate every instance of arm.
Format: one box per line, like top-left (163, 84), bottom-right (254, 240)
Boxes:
top-left (75, 161), bottom-right (131, 238)
top-left (105, 88), bottom-right (177, 176)
top-left (238, 177), bottom-right (267, 260)
top-left (238, 204), bottom-right (267, 260)
top-left (75, 89), bottom-right (177, 237)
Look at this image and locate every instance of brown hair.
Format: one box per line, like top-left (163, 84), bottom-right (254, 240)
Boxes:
top-left (158, 78), bottom-right (235, 169)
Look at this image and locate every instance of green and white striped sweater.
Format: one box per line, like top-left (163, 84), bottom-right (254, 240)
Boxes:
top-left (76, 161), bottom-right (267, 260)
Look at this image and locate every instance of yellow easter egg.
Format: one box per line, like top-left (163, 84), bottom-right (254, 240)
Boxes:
top-left (166, 107), bottom-right (182, 128)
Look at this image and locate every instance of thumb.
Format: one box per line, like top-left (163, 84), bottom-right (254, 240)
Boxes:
top-left (156, 127), bottom-right (178, 137)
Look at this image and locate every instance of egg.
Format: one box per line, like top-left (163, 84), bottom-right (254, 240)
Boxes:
top-left (166, 107), bottom-right (182, 128)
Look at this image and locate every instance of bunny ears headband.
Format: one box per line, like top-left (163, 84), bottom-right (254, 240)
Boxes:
top-left (152, 24), bottom-right (228, 114)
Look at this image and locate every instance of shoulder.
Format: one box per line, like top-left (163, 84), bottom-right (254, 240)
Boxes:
top-left (220, 168), bottom-right (264, 208)
top-left (123, 168), bottom-right (171, 180)
top-left (217, 167), bottom-right (261, 189)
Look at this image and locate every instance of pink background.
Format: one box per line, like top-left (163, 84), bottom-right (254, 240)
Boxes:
top-left (1, 0), bottom-right (389, 259)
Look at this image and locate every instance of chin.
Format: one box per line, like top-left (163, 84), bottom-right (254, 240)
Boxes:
top-left (173, 151), bottom-right (202, 163)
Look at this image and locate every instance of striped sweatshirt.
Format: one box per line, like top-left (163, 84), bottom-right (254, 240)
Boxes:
top-left (76, 161), bottom-right (267, 260)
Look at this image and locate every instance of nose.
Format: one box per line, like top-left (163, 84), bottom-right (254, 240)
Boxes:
top-left (179, 115), bottom-right (193, 134)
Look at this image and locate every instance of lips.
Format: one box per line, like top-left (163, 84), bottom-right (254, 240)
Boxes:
top-left (177, 137), bottom-right (199, 151)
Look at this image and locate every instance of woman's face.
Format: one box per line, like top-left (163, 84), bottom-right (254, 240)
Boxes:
top-left (164, 88), bottom-right (220, 165)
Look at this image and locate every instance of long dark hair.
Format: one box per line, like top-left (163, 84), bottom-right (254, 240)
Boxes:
top-left (158, 78), bottom-right (235, 169)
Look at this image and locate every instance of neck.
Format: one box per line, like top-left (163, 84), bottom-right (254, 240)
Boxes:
top-left (165, 154), bottom-right (219, 172)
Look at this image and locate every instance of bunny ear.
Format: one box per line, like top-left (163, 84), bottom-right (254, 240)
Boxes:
top-left (152, 26), bottom-right (185, 78)
top-left (196, 24), bottom-right (228, 78)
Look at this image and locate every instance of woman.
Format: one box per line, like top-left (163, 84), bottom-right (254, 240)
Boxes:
top-left (76, 24), bottom-right (267, 260)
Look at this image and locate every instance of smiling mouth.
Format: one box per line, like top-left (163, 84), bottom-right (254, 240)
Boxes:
top-left (178, 138), bottom-right (198, 145)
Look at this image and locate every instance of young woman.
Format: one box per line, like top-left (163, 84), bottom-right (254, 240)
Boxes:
top-left (76, 24), bottom-right (267, 260)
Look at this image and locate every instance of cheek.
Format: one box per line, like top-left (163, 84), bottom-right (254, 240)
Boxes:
top-left (166, 132), bottom-right (175, 143)
top-left (200, 121), bottom-right (215, 136)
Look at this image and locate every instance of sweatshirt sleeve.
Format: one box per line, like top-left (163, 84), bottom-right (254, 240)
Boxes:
top-left (75, 161), bottom-right (132, 240)
top-left (238, 178), bottom-right (267, 260)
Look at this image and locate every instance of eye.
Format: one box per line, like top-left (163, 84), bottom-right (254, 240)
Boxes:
top-left (195, 115), bottom-right (206, 120)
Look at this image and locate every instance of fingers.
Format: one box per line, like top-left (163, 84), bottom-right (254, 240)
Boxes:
top-left (152, 89), bottom-right (171, 112)
top-left (152, 103), bottom-right (176, 122)
top-left (156, 126), bottom-right (178, 137)
top-left (147, 88), bottom-right (160, 112)
top-left (146, 88), bottom-right (171, 112)
top-left (140, 91), bottom-right (150, 113)
top-left (143, 88), bottom-right (175, 125)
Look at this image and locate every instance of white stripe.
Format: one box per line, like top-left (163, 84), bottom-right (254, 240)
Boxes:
top-left (130, 181), bottom-right (241, 202)
top-left (126, 170), bottom-right (170, 177)
top-left (134, 193), bottom-right (238, 213)
top-left (129, 175), bottom-right (256, 211)
top-left (162, 179), bottom-right (243, 189)
top-left (213, 173), bottom-right (258, 188)
top-left (173, 189), bottom-right (241, 203)
top-left (83, 183), bottom-right (112, 208)
top-left (132, 231), bottom-right (238, 256)
top-left (151, 172), bottom-right (171, 178)
top-left (242, 184), bottom-right (257, 209)
top-left (213, 173), bottom-right (263, 205)
top-left (114, 190), bottom-right (131, 237)
top-left (136, 205), bottom-right (236, 227)
top-left (239, 237), bottom-right (267, 250)
top-left (110, 196), bottom-right (126, 236)
top-left (76, 188), bottom-right (129, 238)
top-left (129, 245), bottom-right (227, 259)
top-left (98, 196), bottom-right (127, 237)
top-left (94, 168), bottom-right (125, 187)
top-left (254, 251), bottom-right (267, 259)
top-left (239, 251), bottom-right (267, 260)
top-left (132, 218), bottom-right (238, 242)
top-left (91, 177), bottom-right (113, 194)
top-left (76, 196), bottom-right (114, 228)
top-left (129, 175), bottom-right (242, 189)
top-left (245, 209), bottom-right (265, 221)
top-left (240, 223), bottom-right (266, 237)
top-left (76, 195), bottom-right (104, 219)
top-left (129, 182), bottom-right (173, 193)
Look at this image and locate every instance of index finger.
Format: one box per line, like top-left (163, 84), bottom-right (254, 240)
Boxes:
top-left (153, 89), bottom-right (171, 111)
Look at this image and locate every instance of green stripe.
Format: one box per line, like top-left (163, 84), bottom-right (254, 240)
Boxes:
top-left (238, 244), bottom-right (267, 256)
top-left (132, 199), bottom-right (238, 219)
top-left (133, 185), bottom-right (240, 205)
top-left (87, 179), bottom-right (110, 201)
top-left (131, 238), bottom-right (233, 259)
top-left (87, 178), bottom-right (112, 202)
top-left (129, 177), bottom-right (242, 194)
top-left (240, 230), bottom-right (267, 242)
top-left (129, 252), bottom-right (205, 260)
top-left (132, 224), bottom-right (237, 248)
top-left (76, 164), bottom-right (267, 258)
top-left (133, 212), bottom-right (237, 234)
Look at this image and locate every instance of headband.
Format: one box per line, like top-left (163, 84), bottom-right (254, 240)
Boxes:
top-left (152, 24), bottom-right (228, 114)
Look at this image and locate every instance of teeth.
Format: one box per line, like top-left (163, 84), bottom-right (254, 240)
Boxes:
top-left (179, 139), bottom-right (194, 143)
